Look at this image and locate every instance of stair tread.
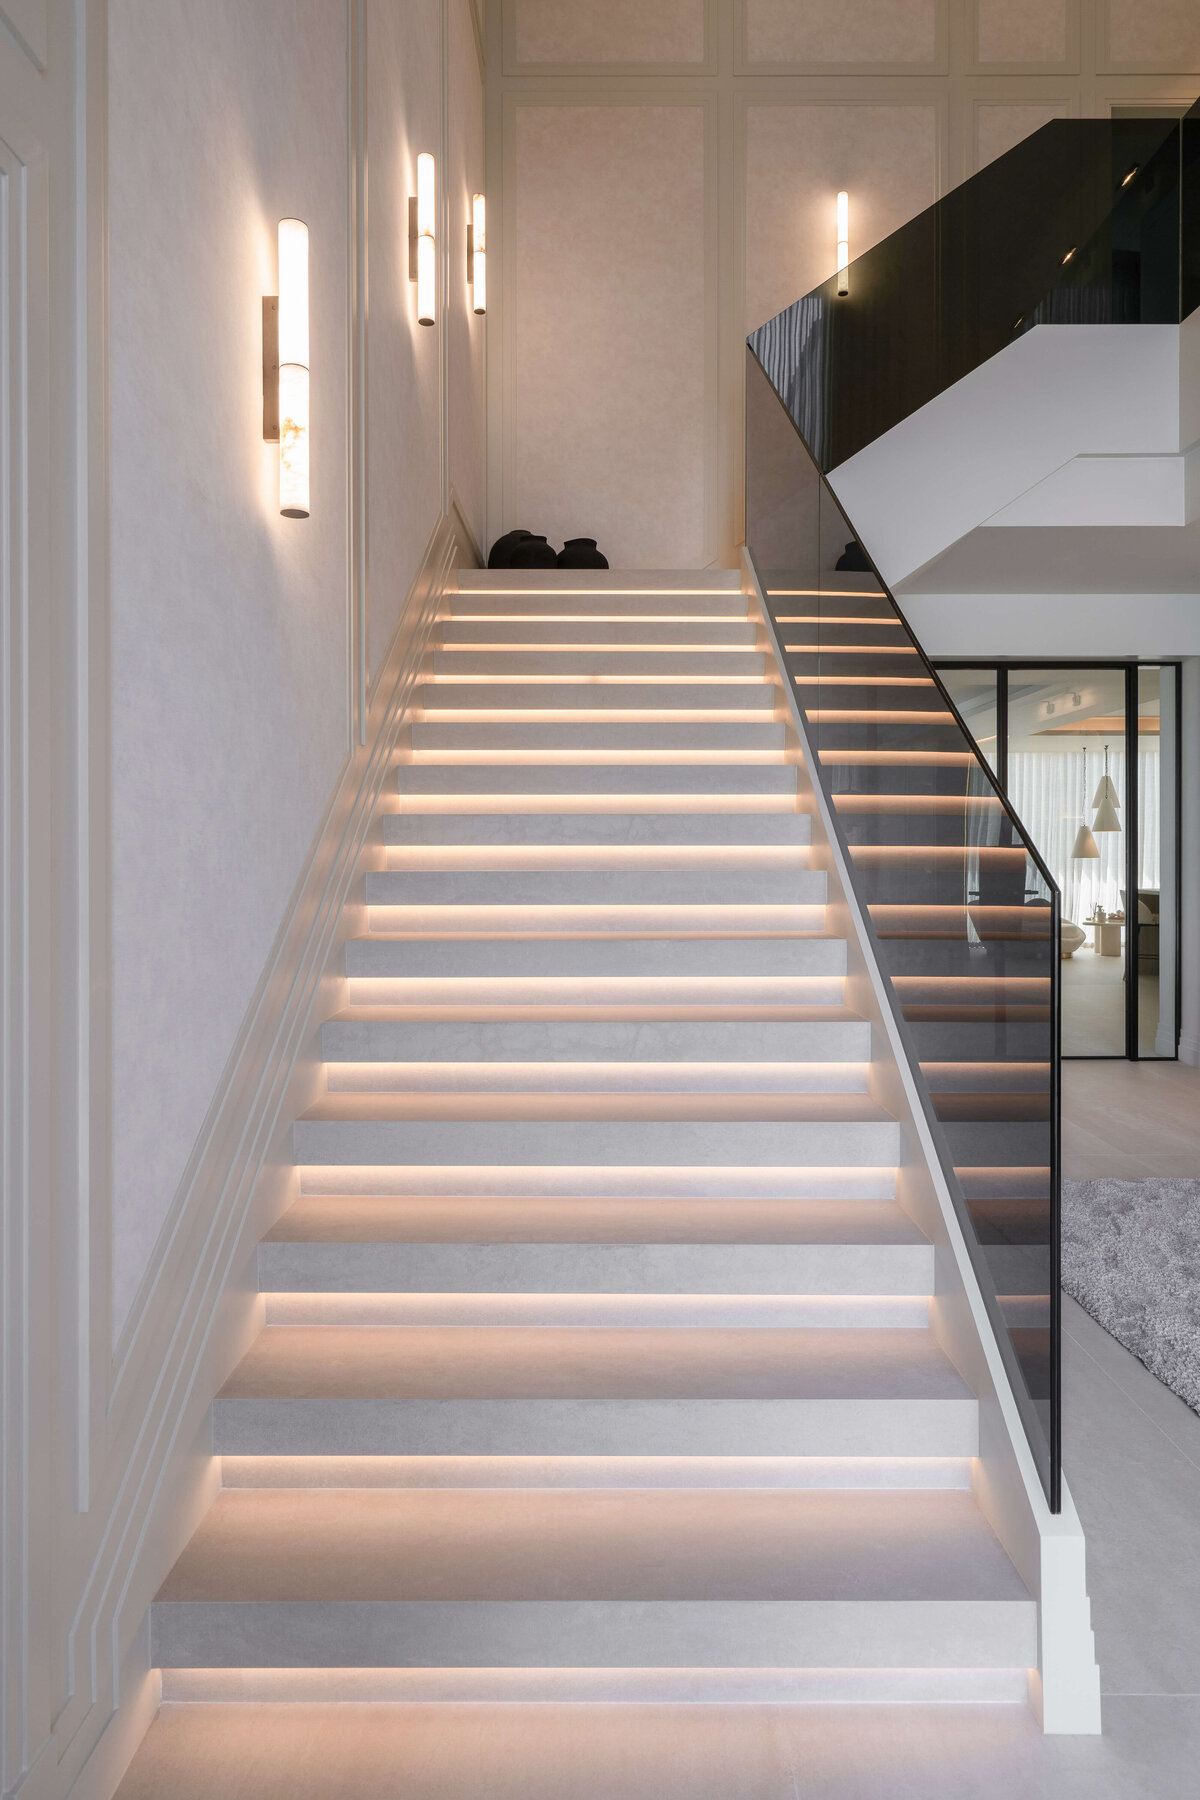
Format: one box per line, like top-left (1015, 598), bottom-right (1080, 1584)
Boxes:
top-left (217, 1326), bottom-right (964, 1402)
top-left (155, 1488), bottom-right (1027, 1605)
top-left (264, 1195), bottom-right (927, 1245)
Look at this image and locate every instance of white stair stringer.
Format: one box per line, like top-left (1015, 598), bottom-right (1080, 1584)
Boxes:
top-left (149, 568), bottom-right (1056, 1716)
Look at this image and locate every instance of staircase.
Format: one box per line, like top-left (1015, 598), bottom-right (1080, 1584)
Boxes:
top-left (148, 569), bottom-right (1035, 1711)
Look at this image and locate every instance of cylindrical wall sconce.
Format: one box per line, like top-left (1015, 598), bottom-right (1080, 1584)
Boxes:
top-left (263, 218), bottom-right (310, 518)
top-left (836, 191), bottom-right (849, 297)
top-left (469, 192), bottom-right (486, 315)
top-left (410, 152), bottom-right (436, 326)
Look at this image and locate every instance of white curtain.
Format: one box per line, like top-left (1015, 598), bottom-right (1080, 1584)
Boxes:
top-left (1007, 746), bottom-right (1160, 925)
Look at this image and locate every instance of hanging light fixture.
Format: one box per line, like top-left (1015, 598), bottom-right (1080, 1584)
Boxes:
top-left (1091, 741), bottom-right (1121, 831)
top-left (1072, 749), bottom-right (1100, 859)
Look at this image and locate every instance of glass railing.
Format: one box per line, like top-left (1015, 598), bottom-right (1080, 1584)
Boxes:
top-left (746, 347), bottom-right (1061, 1509)
top-left (752, 113), bottom-right (1199, 475)
top-left (747, 103), bottom-right (1199, 1512)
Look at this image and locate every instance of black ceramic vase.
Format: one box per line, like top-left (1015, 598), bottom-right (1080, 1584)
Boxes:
top-left (557, 537), bottom-right (609, 570)
top-left (508, 534), bottom-right (559, 569)
top-left (487, 529), bottom-right (536, 569)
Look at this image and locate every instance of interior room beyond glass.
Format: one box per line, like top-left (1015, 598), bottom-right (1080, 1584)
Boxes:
top-left (937, 662), bottom-right (1179, 1060)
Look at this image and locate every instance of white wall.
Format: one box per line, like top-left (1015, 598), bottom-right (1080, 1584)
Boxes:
top-left (485, 0), bottom-right (1200, 569)
top-left (108, 0), bottom-right (352, 1339)
top-left (108, 0), bottom-right (484, 1340)
top-left (1, 5), bottom-right (485, 1796)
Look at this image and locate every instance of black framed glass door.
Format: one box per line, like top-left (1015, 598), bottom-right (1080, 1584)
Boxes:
top-left (936, 660), bottom-right (1181, 1060)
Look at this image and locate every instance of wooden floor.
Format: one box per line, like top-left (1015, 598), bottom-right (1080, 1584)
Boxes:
top-left (1063, 1059), bottom-right (1200, 1179)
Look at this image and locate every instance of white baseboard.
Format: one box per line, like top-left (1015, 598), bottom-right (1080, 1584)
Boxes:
top-left (47, 506), bottom-right (473, 1800)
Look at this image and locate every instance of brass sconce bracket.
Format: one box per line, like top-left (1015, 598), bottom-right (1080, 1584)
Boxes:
top-left (408, 195), bottom-right (419, 281)
top-left (262, 295), bottom-right (279, 441)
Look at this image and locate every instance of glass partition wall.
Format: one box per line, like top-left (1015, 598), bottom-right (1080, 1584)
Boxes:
top-left (935, 662), bottom-right (1180, 1060)
top-left (746, 349), bottom-right (1062, 1510)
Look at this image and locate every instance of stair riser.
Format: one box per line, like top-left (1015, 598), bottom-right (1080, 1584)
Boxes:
top-left (380, 814), bottom-right (811, 846)
top-left (210, 1397), bottom-right (977, 1458)
top-left (324, 1068), bottom-right (871, 1097)
top-left (345, 938), bottom-right (847, 979)
top-left (364, 871), bottom-right (827, 905)
top-left (257, 1242), bottom-right (932, 1295)
top-left (152, 1596), bottom-right (1032, 1671)
top-left (398, 765), bottom-right (799, 794)
top-left (293, 1119), bottom-right (902, 1169)
top-left (409, 722), bottom-right (789, 750)
top-left (432, 652), bottom-right (770, 678)
top-left (422, 684), bottom-right (780, 713)
top-left (439, 622), bottom-right (760, 646)
top-left (321, 1020), bottom-right (871, 1063)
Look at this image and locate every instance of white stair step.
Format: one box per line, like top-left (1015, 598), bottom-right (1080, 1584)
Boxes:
top-left (431, 650), bottom-right (770, 678)
top-left (258, 1237), bottom-right (931, 1296)
top-left (398, 762), bottom-right (798, 794)
top-left (420, 682), bottom-right (778, 713)
top-left (364, 870), bottom-right (826, 906)
top-left (439, 619), bottom-right (760, 646)
top-left (208, 1326), bottom-right (974, 1457)
top-left (321, 1017), bottom-right (869, 1065)
top-left (408, 721), bottom-right (788, 751)
top-left (344, 936), bottom-right (847, 980)
top-left (265, 1193), bottom-right (917, 1243)
top-left (292, 1107), bottom-right (901, 1171)
top-left (380, 812), bottom-right (810, 846)
top-left (152, 1487), bottom-right (1031, 1673)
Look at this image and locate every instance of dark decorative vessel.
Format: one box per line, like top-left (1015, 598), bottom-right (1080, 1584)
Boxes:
top-left (487, 528), bottom-right (536, 568)
top-left (508, 534), bottom-right (558, 569)
top-left (557, 537), bottom-right (609, 570)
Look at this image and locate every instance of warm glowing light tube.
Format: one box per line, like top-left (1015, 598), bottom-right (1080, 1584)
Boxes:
top-left (417, 152), bottom-right (436, 325)
top-left (277, 218), bottom-right (310, 519)
top-left (836, 190), bottom-right (849, 296)
top-left (471, 192), bottom-right (486, 314)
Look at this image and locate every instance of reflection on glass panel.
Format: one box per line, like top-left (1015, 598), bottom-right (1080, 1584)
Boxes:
top-left (940, 670), bottom-right (999, 775)
top-left (1138, 668), bottom-right (1176, 1058)
top-left (1006, 669), bottom-right (1126, 1057)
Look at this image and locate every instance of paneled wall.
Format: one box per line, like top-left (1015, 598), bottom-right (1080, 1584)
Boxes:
top-left (485, 0), bottom-right (1200, 568)
top-left (109, 0), bottom-right (485, 1338)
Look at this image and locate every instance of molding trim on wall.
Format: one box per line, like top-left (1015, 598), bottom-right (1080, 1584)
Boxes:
top-left (502, 0), bottom-right (720, 80)
top-left (734, 0), bottom-right (950, 79)
top-left (497, 85), bottom-right (724, 567)
top-left (348, 0), bottom-right (369, 747)
top-left (49, 501), bottom-right (474, 1800)
top-left (0, 0), bottom-right (48, 70)
top-left (1095, 0), bottom-right (1200, 77)
top-left (485, 0), bottom-right (1200, 567)
top-left (966, 0), bottom-right (1082, 77)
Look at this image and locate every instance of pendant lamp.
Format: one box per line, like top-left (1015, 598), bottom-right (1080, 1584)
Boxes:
top-left (1072, 749), bottom-right (1100, 859)
top-left (1091, 742), bottom-right (1121, 832)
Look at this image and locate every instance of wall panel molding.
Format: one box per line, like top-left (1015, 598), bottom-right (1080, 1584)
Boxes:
top-left (503, 0), bottom-right (717, 79)
top-left (44, 501), bottom-right (474, 1800)
top-left (735, 0), bottom-right (948, 79)
top-left (486, 0), bottom-right (1200, 567)
top-left (1096, 0), bottom-right (1200, 77)
top-left (968, 0), bottom-right (1080, 77)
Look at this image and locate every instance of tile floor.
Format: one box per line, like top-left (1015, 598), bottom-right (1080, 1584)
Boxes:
top-left (112, 1067), bottom-right (1200, 1799)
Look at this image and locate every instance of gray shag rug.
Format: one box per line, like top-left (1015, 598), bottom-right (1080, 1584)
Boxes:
top-left (1063, 1178), bottom-right (1200, 1413)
